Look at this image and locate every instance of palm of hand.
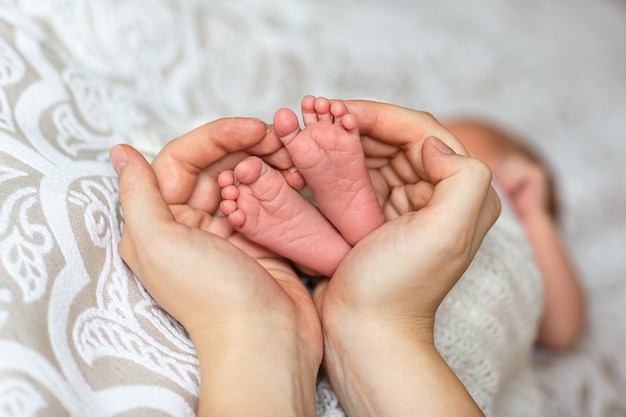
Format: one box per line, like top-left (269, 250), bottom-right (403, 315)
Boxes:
top-left (365, 147), bottom-right (434, 219)
top-left (312, 145), bottom-right (438, 325)
top-left (167, 199), bottom-right (323, 366)
top-left (149, 124), bottom-right (322, 360)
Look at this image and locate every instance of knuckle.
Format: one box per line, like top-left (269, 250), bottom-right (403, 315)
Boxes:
top-left (420, 111), bottom-right (440, 128)
top-left (467, 157), bottom-right (493, 185)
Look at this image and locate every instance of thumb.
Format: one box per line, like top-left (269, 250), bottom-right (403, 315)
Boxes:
top-left (421, 137), bottom-right (501, 248)
top-left (110, 144), bottom-right (175, 272)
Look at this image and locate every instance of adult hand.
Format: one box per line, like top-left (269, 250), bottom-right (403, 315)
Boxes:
top-left (316, 136), bottom-right (500, 333)
top-left (110, 118), bottom-right (322, 417)
top-left (318, 100), bottom-right (500, 317)
top-left (144, 119), bottom-right (322, 363)
top-left (344, 100), bottom-right (474, 218)
top-left (315, 101), bottom-right (500, 417)
top-left (151, 117), bottom-right (296, 212)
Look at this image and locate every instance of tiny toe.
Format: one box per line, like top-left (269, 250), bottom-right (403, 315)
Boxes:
top-left (234, 156), bottom-right (264, 185)
top-left (284, 168), bottom-right (306, 190)
top-left (301, 95), bottom-right (319, 125)
top-left (314, 97), bottom-right (333, 123)
top-left (227, 210), bottom-right (246, 228)
top-left (330, 100), bottom-right (348, 119)
top-left (217, 170), bottom-right (236, 187)
top-left (340, 113), bottom-right (360, 135)
top-left (221, 184), bottom-right (240, 201)
top-left (220, 199), bottom-right (237, 216)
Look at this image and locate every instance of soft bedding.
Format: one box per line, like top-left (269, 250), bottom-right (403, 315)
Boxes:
top-left (1, 1), bottom-right (625, 416)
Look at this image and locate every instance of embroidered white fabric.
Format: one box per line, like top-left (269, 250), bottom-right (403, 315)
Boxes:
top-left (1, 0), bottom-right (625, 416)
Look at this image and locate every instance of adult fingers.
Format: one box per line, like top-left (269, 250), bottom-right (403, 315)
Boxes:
top-left (152, 117), bottom-right (272, 205)
top-left (344, 100), bottom-right (468, 155)
top-left (110, 144), bottom-right (175, 277)
top-left (420, 137), bottom-right (501, 258)
top-left (386, 181), bottom-right (433, 218)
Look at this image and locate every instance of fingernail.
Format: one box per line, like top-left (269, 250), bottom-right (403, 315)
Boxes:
top-left (429, 136), bottom-right (455, 155)
top-left (110, 145), bottom-right (128, 175)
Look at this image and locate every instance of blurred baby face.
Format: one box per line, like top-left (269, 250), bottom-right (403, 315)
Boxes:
top-left (446, 119), bottom-right (559, 218)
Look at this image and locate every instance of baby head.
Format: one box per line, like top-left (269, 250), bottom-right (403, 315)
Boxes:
top-left (446, 119), bottom-right (559, 219)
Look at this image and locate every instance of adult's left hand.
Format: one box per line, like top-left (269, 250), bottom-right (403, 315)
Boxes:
top-left (151, 117), bottom-right (297, 213)
top-left (139, 117), bottom-right (321, 339)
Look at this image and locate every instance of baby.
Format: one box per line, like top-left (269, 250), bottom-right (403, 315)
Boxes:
top-left (219, 96), bottom-right (584, 350)
top-left (445, 119), bottom-right (585, 349)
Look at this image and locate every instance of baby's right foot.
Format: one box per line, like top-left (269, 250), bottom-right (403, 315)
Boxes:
top-left (218, 156), bottom-right (350, 277)
top-left (274, 96), bottom-right (385, 245)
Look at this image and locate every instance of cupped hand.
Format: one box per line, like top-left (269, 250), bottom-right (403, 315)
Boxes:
top-left (344, 102), bottom-right (500, 278)
top-left (315, 135), bottom-right (500, 335)
top-left (316, 141), bottom-right (496, 417)
top-left (148, 118), bottom-right (310, 279)
top-left (151, 117), bottom-right (295, 212)
top-left (111, 118), bottom-right (326, 416)
top-left (312, 101), bottom-right (498, 417)
top-left (110, 118), bottom-right (323, 374)
top-left (343, 100), bottom-right (473, 219)
top-left (112, 144), bottom-right (320, 352)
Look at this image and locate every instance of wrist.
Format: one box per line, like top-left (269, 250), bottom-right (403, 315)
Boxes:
top-left (322, 312), bottom-right (434, 417)
top-left (191, 321), bottom-right (318, 417)
top-left (322, 316), bottom-right (482, 417)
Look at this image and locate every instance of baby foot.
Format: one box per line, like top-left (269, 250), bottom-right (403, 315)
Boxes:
top-left (218, 156), bottom-right (350, 277)
top-left (273, 96), bottom-right (385, 245)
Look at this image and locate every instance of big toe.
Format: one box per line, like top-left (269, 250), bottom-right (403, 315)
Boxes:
top-left (234, 156), bottom-right (264, 185)
top-left (273, 108), bottom-right (301, 144)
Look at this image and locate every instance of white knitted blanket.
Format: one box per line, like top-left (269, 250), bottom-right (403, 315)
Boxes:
top-left (1, 1), bottom-right (625, 416)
